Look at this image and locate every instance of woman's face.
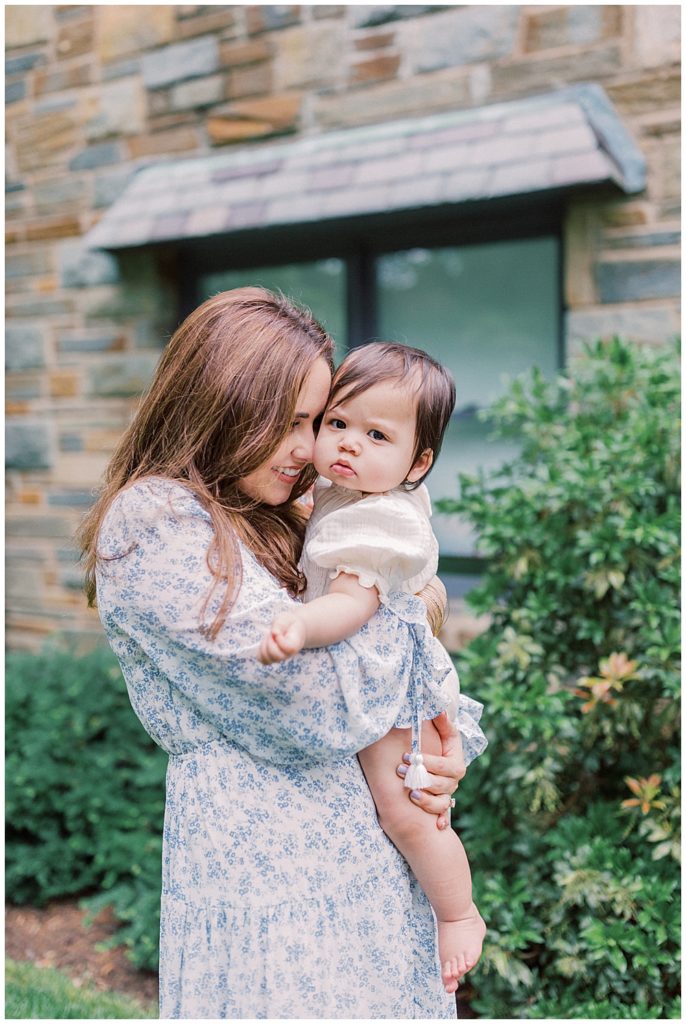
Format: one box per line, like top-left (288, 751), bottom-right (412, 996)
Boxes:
top-left (237, 357), bottom-right (332, 506)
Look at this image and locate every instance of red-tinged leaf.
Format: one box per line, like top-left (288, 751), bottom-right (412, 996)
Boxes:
top-left (600, 651), bottom-right (639, 682)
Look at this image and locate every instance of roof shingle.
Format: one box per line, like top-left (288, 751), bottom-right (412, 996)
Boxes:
top-left (86, 83), bottom-right (645, 251)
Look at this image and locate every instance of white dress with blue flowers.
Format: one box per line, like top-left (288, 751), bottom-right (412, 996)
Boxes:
top-left (95, 477), bottom-right (485, 1019)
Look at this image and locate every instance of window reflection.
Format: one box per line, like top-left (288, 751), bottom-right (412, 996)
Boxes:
top-left (376, 237), bottom-right (559, 556)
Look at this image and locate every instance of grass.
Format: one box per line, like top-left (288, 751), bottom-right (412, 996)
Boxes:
top-left (5, 958), bottom-right (156, 1019)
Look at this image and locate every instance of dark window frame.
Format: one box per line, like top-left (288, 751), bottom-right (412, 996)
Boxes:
top-left (179, 193), bottom-right (565, 360)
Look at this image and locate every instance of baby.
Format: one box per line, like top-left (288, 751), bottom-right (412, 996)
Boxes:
top-left (258, 341), bottom-right (486, 993)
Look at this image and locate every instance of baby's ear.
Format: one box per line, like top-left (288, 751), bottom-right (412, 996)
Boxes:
top-left (407, 448), bottom-right (433, 483)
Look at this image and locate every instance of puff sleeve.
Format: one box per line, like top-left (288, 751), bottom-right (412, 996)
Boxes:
top-left (305, 489), bottom-right (438, 600)
top-left (95, 479), bottom-right (424, 762)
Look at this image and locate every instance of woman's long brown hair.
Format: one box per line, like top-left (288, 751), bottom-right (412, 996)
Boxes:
top-left (78, 287), bottom-right (334, 638)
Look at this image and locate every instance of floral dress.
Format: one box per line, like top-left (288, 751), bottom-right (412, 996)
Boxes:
top-left (96, 477), bottom-right (485, 1019)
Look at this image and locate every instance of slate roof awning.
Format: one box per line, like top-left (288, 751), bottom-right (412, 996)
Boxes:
top-left (86, 83), bottom-right (645, 252)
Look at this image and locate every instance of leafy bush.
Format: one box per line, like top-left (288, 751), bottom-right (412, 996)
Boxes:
top-left (5, 644), bottom-right (165, 970)
top-left (441, 338), bottom-right (680, 1018)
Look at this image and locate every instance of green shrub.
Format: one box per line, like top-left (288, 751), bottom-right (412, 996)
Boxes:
top-left (441, 338), bottom-right (680, 1018)
top-left (5, 644), bottom-right (165, 970)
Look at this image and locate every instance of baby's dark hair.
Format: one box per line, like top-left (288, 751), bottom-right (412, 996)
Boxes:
top-left (328, 341), bottom-right (456, 489)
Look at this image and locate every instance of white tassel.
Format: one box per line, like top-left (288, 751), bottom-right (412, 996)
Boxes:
top-left (404, 751), bottom-right (431, 790)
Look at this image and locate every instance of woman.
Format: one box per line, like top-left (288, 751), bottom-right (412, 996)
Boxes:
top-left (79, 288), bottom-right (483, 1018)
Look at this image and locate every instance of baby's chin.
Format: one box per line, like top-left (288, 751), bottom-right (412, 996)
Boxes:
top-left (315, 468), bottom-right (396, 496)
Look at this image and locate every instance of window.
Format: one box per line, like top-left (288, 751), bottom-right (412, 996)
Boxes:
top-left (203, 258), bottom-right (347, 348)
top-left (189, 206), bottom-right (562, 592)
top-left (375, 237), bottom-right (559, 568)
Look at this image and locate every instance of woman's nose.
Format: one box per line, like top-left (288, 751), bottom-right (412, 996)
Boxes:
top-left (291, 426), bottom-right (315, 462)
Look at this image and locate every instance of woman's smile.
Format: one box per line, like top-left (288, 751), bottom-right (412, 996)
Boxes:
top-left (273, 465), bottom-right (303, 482)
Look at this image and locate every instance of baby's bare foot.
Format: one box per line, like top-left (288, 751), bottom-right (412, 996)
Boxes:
top-left (438, 905), bottom-right (486, 994)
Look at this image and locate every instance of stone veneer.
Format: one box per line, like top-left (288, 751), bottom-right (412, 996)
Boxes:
top-left (5, 4), bottom-right (681, 650)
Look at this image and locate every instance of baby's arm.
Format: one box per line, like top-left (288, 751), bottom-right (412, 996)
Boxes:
top-left (258, 572), bottom-right (379, 665)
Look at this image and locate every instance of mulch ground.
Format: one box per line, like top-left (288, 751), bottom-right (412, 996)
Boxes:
top-left (5, 900), bottom-right (158, 1009)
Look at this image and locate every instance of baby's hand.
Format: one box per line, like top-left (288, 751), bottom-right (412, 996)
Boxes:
top-left (257, 612), bottom-right (307, 665)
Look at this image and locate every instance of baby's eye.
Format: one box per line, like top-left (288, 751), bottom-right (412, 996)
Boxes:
top-left (329, 418), bottom-right (346, 429)
top-left (369, 429), bottom-right (387, 441)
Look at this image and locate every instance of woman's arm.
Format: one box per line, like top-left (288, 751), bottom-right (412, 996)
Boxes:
top-left (416, 575), bottom-right (448, 637)
top-left (96, 480), bottom-right (418, 764)
top-left (413, 580), bottom-right (474, 827)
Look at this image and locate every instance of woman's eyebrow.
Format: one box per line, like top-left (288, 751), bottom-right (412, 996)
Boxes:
top-left (294, 411), bottom-right (311, 418)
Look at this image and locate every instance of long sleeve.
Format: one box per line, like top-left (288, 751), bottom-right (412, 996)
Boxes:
top-left (96, 478), bottom-right (420, 762)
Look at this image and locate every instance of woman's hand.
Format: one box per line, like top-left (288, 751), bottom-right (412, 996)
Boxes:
top-left (416, 575), bottom-right (448, 636)
top-left (396, 711), bottom-right (466, 830)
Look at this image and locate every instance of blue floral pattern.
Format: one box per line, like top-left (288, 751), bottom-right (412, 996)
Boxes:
top-left (96, 478), bottom-right (483, 1018)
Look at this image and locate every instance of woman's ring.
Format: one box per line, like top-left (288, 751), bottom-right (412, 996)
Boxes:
top-left (450, 798), bottom-right (456, 809)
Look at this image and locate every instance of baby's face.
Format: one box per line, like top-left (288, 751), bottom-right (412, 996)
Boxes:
top-left (313, 379), bottom-right (429, 493)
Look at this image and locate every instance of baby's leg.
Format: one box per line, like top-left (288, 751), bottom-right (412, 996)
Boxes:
top-left (358, 723), bottom-right (485, 993)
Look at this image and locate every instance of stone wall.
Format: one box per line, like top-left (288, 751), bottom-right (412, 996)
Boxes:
top-left (5, 4), bottom-right (681, 649)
